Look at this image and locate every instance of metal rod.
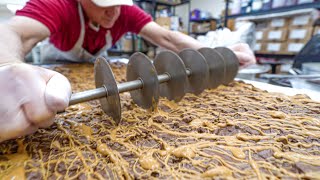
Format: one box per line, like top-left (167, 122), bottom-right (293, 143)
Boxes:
top-left (118, 79), bottom-right (143, 93)
top-left (69, 87), bottom-right (107, 106)
top-left (158, 74), bottom-right (171, 83)
top-left (68, 69), bottom-right (193, 106)
top-left (186, 69), bottom-right (191, 76)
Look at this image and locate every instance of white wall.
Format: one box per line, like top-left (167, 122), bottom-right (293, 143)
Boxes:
top-left (176, 0), bottom-right (225, 31)
top-left (0, 0), bottom-right (26, 22)
top-left (190, 0), bottom-right (225, 18)
top-left (0, 0), bottom-right (27, 5)
top-left (0, 5), bottom-right (14, 22)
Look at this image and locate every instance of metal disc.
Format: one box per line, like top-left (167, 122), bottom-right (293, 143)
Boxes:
top-left (178, 48), bottom-right (209, 95)
top-left (127, 52), bottom-right (159, 109)
top-left (214, 47), bottom-right (239, 85)
top-left (154, 50), bottom-right (187, 102)
top-left (198, 48), bottom-right (225, 89)
top-left (94, 57), bottom-right (121, 124)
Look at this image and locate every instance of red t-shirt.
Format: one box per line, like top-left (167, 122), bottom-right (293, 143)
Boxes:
top-left (16, 0), bottom-right (152, 54)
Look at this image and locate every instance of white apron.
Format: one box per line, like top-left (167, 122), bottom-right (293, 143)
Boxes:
top-left (40, 3), bottom-right (113, 63)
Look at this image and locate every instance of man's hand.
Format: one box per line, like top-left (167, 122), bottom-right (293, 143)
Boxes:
top-left (228, 43), bottom-right (256, 68)
top-left (0, 63), bottom-right (71, 142)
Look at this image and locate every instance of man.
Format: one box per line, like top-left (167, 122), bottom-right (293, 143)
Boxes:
top-left (0, 0), bottom-right (255, 142)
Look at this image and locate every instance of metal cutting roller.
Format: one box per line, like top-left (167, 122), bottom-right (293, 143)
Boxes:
top-left (67, 47), bottom-right (239, 124)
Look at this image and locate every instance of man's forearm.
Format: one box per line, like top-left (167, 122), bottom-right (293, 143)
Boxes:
top-left (0, 24), bottom-right (24, 63)
top-left (167, 31), bottom-right (205, 52)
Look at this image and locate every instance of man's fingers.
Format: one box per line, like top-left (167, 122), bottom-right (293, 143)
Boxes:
top-left (227, 43), bottom-right (256, 68)
top-left (35, 66), bottom-right (71, 112)
top-left (45, 73), bottom-right (71, 113)
top-left (234, 51), bottom-right (256, 68)
top-left (17, 65), bottom-right (70, 128)
top-left (0, 64), bottom-right (71, 142)
top-left (17, 65), bottom-right (56, 127)
top-left (0, 109), bottom-right (37, 142)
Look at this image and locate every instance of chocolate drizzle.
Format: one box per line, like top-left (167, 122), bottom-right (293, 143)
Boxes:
top-left (0, 63), bottom-right (320, 179)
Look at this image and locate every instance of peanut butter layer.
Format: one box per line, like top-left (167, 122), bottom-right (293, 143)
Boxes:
top-left (1, 63), bottom-right (319, 179)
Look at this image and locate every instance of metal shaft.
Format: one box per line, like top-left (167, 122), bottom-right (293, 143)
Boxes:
top-left (69, 69), bottom-right (192, 106)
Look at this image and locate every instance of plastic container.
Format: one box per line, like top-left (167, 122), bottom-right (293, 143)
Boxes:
top-left (241, 0), bottom-right (252, 14)
top-left (230, 0), bottom-right (241, 15)
top-left (236, 64), bottom-right (271, 80)
top-left (252, 0), bottom-right (263, 12)
top-left (190, 9), bottom-right (201, 20)
top-left (285, 0), bottom-right (298, 6)
top-left (272, 0), bottom-right (286, 8)
top-left (262, 0), bottom-right (273, 10)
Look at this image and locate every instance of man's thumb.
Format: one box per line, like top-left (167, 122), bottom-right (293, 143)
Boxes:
top-left (44, 73), bottom-right (71, 112)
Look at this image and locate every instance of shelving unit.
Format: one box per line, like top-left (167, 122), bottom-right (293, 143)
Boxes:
top-left (108, 0), bottom-right (191, 56)
top-left (134, 0), bottom-right (190, 16)
top-left (109, 0), bottom-right (191, 56)
top-left (107, 34), bottom-right (138, 56)
top-left (134, 0), bottom-right (190, 6)
top-left (190, 18), bottom-right (217, 23)
top-left (132, 0), bottom-right (191, 56)
top-left (255, 53), bottom-right (295, 59)
top-left (226, 2), bottom-right (320, 19)
top-left (224, 1), bottom-right (320, 60)
top-left (189, 18), bottom-right (218, 36)
top-left (107, 48), bottom-right (148, 57)
top-left (134, 0), bottom-right (191, 33)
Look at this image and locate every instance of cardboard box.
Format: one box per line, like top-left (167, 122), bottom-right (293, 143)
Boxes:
top-left (269, 18), bottom-right (290, 28)
top-left (156, 0), bottom-right (181, 5)
top-left (254, 41), bottom-right (267, 53)
top-left (313, 26), bottom-right (320, 35)
top-left (156, 17), bottom-right (171, 29)
top-left (255, 30), bottom-right (266, 41)
top-left (265, 28), bottom-right (288, 42)
top-left (192, 23), bottom-right (211, 33)
top-left (211, 20), bottom-right (217, 31)
top-left (170, 16), bottom-right (179, 31)
top-left (121, 38), bottom-right (147, 52)
top-left (285, 41), bottom-right (306, 54)
top-left (290, 14), bottom-right (315, 27)
top-left (256, 21), bottom-right (269, 30)
top-left (227, 18), bottom-right (235, 31)
top-left (288, 26), bottom-right (313, 41)
top-left (266, 42), bottom-right (287, 53)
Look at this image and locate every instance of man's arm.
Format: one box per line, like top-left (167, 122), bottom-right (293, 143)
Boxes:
top-left (0, 17), bottom-right (71, 143)
top-left (139, 22), bottom-right (205, 53)
top-left (139, 22), bottom-right (256, 67)
top-left (0, 16), bottom-right (50, 63)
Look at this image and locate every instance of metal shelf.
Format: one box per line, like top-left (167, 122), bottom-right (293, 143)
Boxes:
top-left (228, 2), bottom-right (320, 19)
top-left (190, 18), bottom-right (218, 23)
top-left (255, 53), bottom-right (295, 59)
top-left (190, 32), bottom-right (208, 36)
top-left (108, 49), bottom-right (148, 54)
top-left (134, 0), bottom-right (190, 7)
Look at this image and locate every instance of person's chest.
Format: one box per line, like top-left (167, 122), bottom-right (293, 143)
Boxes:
top-left (50, 6), bottom-right (111, 54)
top-left (82, 24), bottom-right (109, 54)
